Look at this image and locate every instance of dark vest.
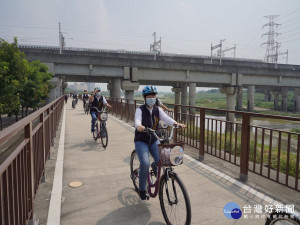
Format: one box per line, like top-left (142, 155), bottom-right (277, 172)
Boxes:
top-left (134, 104), bottom-right (160, 144)
top-left (90, 96), bottom-right (103, 113)
top-left (83, 94), bottom-right (89, 99)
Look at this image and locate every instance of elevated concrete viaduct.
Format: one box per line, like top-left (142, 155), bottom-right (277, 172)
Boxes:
top-left (19, 45), bottom-right (300, 115)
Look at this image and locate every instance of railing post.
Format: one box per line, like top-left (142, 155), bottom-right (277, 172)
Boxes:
top-left (24, 122), bottom-right (35, 221)
top-left (126, 99), bottom-right (129, 122)
top-left (120, 99), bottom-right (123, 120)
top-left (199, 108), bottom-right (205, 161)
top-left (240, 113), bottom-right (250, 182)
top-left (174, 105), bottom-right (178, 143)
top-left (40, 112), bottom-right (46, 183)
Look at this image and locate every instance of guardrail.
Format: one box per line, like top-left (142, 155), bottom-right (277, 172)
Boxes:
top-left (0, 96), bottom-right (64, 225)
top-left (107, 98), bottom-right (300, 192)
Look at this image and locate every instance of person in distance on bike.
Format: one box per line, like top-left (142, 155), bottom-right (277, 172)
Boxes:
top-left (134, 85), bottom-right (186, 201)
top-left (89, 87), bottom-right (112, 133)
top-left (82, 90), bottom-right (89, 108)
top-left (155, 98), bottom-right (172, 112)
top-left (64, 94), bottom-right (68, 103)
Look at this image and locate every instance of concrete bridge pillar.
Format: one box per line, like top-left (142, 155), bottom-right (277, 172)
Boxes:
top-left (121, 80), bottom-right (139, 116)
top-left (265, 89), bottom-right (272, 102)
top-left (171, 85), bottom-right (181, 105)
top-left (189, 83), bottom-right (196, 115)
top-left (281, 87), bottom-right (288, 112)
top-left (181, 83), bottom-right (188, 121)
top-left (294, 88), bottom-right (300, 113)
top-left (111, 78), bottom-right (121, 99)
top-left (236, 87), bottom-right (243, 111)
top-left (47, 77), bottom-right (62, 104)
top-left (220, 86), bottom-right (238, 122)
top-left (247, 86), bottom-right (255, 112)
top-left (62, 82), bottom-right (68, 94)
top-left (271, 90), bottom-right (280, 111)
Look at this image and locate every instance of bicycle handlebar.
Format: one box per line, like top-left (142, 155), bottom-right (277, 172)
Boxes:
top-left (90, 106), bottom-right (107, 113)
top-left (144, 124), bottom-right (180, 142)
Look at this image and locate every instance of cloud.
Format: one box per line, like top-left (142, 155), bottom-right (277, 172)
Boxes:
top-left (178, 1), bottom-right (193, 9)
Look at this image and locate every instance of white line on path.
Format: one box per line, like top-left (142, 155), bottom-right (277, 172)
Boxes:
top-left (47, 105), bottom-right (66, 225)
top-left (109, 115), bottom-right (287, 207)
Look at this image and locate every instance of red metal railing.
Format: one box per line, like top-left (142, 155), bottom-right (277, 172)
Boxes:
top-left (0, 96), bottom-right (64, 225)
top-left (107, 98), bottom-right (300, 192)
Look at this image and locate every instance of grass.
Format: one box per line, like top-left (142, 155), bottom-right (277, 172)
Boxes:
top-left (178, 121), bottom-right (299, 179)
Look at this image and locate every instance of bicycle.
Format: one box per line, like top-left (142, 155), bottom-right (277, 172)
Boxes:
top-left (84, 102), bottom-right (90, 115)
top-left (72, 99), bottom-right (76, 109)
top-left (90, 107), bottom-right (108, 148)
top-left (130, 125), bottom-right (192, 225)
top-left (265, 209), bottom-right (300, 225)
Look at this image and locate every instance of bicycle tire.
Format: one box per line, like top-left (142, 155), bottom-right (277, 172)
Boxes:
top-left (130, 150), bottom-right (140, 193)
top-left (159, 172), bottom-right (191, 225)
top-left (266, 212), bottom-right (300, 225)
top-left (101, 125), bottom-right (108, 148)
top-left (93, 122), bottom-right (98, 141)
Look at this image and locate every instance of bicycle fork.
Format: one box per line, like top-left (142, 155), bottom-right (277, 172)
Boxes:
top-left (164, 168), bottom-right (179, 206)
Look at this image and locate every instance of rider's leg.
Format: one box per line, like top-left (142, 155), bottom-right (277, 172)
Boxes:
top-left (134, 141), bottom-right (150, 192)
top-left (149, 140), bottom-right (160, 175)
top-left (91, 111), bottom-right (97, 132)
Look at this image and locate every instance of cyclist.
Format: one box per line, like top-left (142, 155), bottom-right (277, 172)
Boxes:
top-left (64, 94), bottom-right (68, 103)
top-left (89, 87), bottom-right (112, 133)
top-left (155, 98), bottom-right (172, 112)
top-left (82, 90), bottom-right (89, 108)
top-left (134, 85), bottom-right (186, 201)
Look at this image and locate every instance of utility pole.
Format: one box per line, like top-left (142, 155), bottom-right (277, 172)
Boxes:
top-left (211, 39), bottom-right (225, 65)
top-left (150, 32), bottom-right (161, 60)
top-left (261, 15), bottom-right (280, 63)
top-left (59, 22), bottom-right (66, 54)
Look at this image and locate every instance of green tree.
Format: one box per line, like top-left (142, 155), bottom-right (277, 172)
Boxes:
top-left (20, 61), bottom-right (52, 115)
top-left (0, 37), bottom-right (52, 124)
top-left (0, 37), bottom-right (27, 120)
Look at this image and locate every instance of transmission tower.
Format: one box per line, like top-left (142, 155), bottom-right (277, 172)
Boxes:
top-left (261, 15), bottom-right (281, 63)
top-left (59, 22), bottom-right (66, 54)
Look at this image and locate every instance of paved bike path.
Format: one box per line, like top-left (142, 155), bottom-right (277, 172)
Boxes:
top-left (50, 103), bottom-right (289, 225)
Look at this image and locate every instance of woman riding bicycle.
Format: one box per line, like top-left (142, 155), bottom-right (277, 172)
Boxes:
top-left (89, 87), bottom-right (111, 133)
top-left (134, 85), bottom-right (186, 201)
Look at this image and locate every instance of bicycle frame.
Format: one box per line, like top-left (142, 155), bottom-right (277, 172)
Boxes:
top-left (142, 126), bottom-right (178, 198)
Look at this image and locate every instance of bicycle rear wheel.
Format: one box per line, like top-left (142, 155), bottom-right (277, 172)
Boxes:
top-left (265, 212), bottom-right (300, 225)
top-left (130, 150), bottom-right (140, 193)
top-left (159, 172), bottom-right (191, 225)
top-left (100, 124), bottom-right (108, 148)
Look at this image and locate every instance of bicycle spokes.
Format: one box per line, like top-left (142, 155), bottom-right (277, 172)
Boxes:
top-left (159, 173), bottom-right (191, 225)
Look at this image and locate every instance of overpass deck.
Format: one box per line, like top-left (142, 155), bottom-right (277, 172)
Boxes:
top-left (33, 101), bottom-right (300, 225)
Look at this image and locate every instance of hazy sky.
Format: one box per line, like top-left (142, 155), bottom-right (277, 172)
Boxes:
top-left (1, 0), bottom-right (299, 91)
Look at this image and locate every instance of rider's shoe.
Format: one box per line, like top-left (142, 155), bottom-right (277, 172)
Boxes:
top-left (139, 190), bottom-right (148, 201)
top-left (151, 162), bottom-right (157, 177)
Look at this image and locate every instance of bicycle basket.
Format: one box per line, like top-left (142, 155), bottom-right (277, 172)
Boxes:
top-left (98, 112), bottom-right (108, 121)
top-left (158, 142), bottom-right (184, 166)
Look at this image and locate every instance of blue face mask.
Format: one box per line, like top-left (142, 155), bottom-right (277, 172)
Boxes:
top-left (96, 92), bottom-right (101, 97)
top-left (146, 98), bottom-right (156, 107)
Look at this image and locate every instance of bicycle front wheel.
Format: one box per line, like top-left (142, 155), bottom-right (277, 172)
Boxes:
top-left (265, 212), bottom-right (300, 225)
top-left (100, 125), bottom-right (108, 148)
top-left (159, 172), bottom-right (191, 225)
top-left (130, 150), bottom-right (140, 193)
